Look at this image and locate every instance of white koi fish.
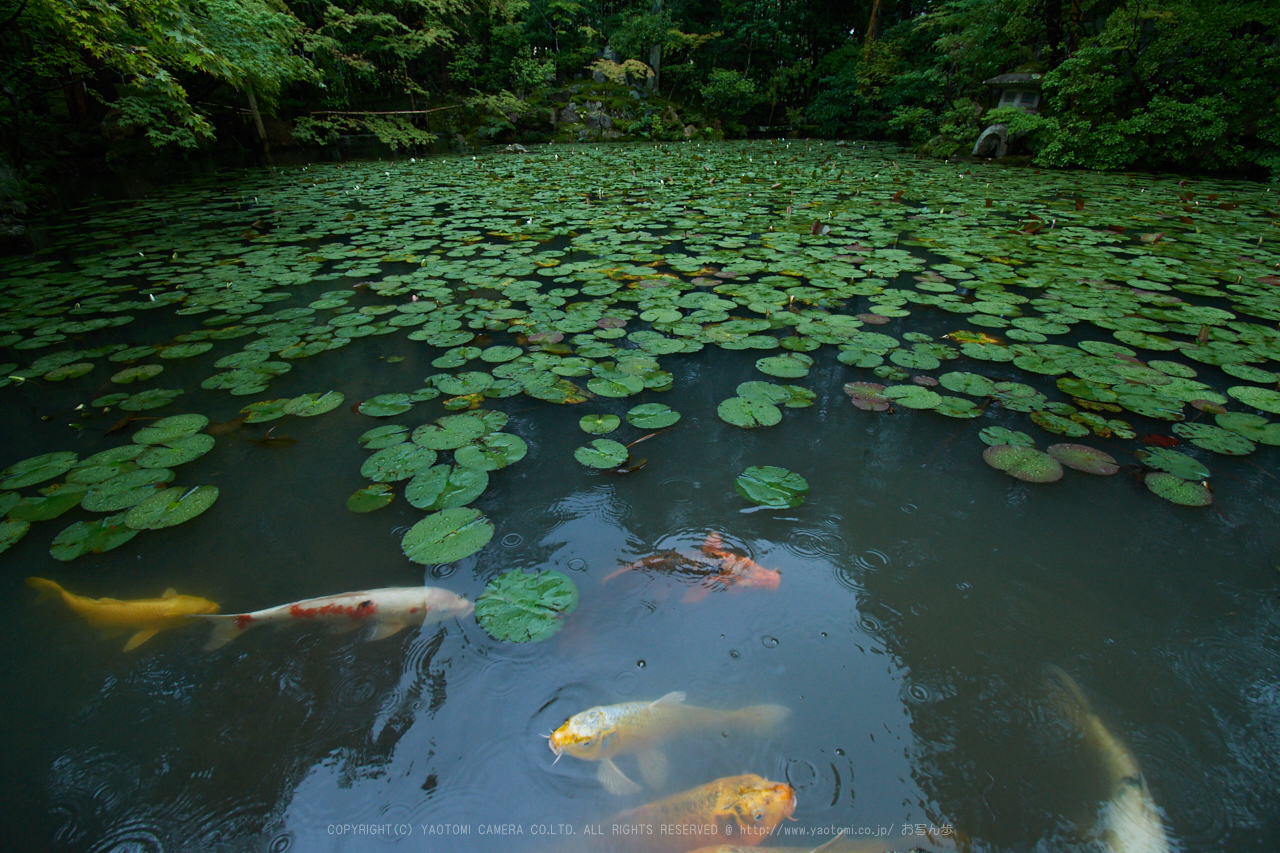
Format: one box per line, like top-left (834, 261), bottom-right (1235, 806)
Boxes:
top-left (1044, 665), bottom-right (1173, 853)
top-left (195, 586), bottom-right (473, 650)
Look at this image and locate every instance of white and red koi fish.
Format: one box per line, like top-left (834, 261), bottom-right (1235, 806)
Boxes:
top-left (604, 532), bottom-right (781, 602)
top-left (195, 586), bottom-right (473, 650)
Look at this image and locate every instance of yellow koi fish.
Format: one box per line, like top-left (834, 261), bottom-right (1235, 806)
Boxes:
top-left (26, 576), bottom-right (220, 651)
top-left (606, 774), bottom-right (795, 853)
top-left (549, 691), bottom-right (790, 795)
top-left (1044, 665), bottom-right (1172, 853)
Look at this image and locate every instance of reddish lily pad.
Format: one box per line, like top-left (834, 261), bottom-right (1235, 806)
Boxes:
top-left (1046, 444), bottom-right (1119, 475)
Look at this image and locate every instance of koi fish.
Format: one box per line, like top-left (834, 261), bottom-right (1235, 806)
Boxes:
top-left (549, 691), bottom-right (790, 795)
top-left (1044, 665), bottom-right (1172, 853)
top-left (26, 577), bottom-right (220, 652)
top-left (195, 586), bottom-right (474, 650)
top-left (687, 827), bottom-right (952, 853)
top-left (607, 774), bottom-right (795, 853)
top-left (604, 533), bottom-right (781, 603)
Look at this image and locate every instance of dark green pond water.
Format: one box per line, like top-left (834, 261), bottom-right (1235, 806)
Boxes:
top-left (1, 141), bottom-right (1278, 853)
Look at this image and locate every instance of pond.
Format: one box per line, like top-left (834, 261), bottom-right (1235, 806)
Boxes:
top-left (1, 140), bottom-right (1278, 853)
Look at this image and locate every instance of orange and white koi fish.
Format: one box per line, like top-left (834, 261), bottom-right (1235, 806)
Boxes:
top-left (195, 586), bottom-right (473, 650)
top-left (605, 775), bottom-right (795, 853)
top-left (548, 691), bottom-right (790, 794)
top-left (687, 827), bottom-right (954, 853)
top-left (604, 533), bottom-right (781, 602)
top-left (26, 577), bottom-right (220, 652)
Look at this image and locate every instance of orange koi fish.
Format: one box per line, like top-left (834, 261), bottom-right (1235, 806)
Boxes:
top-left (27, 577), bottom-right (220, 651)
top-left (194, 586), bottom-right (473, 649)
top-left (606, 775), bottom-right (796, 853)
top-left (604, 533), bottom-right (781, 603)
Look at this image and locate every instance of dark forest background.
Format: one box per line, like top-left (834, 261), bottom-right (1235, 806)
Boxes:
top-left (1, 0), bottom-right (1277, 209)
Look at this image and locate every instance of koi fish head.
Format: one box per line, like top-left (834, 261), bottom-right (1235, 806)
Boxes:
top-left (548, 708), bottom-right (620, 761)
top-left (170, 595), bottom-right (221, 617)
top-left (719, 776), bottom-right (796, 836)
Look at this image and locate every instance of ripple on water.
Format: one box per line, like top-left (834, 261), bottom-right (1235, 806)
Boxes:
top-left (775, 753), bottom-right (855, 812)
top-left (783, 526), bottom-right (849, 562)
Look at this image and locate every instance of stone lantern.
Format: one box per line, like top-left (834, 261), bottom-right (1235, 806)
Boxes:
top-left (972, 72), bottom-right (1044, 158)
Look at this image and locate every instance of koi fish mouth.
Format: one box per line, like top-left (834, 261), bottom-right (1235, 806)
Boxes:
top-left (545, 732), bottom-right (564, 763)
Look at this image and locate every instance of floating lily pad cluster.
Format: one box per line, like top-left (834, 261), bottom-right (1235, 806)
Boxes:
top-left (351, 408), bottom-right (522, 565)
top-left (573, 402), bottom-right (680, 471)
top-left (2, 142), bottom-right (1278, 559)
top-left (0, 414), bottom-right (220, 559)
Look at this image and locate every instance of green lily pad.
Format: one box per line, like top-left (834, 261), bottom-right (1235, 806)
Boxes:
top-left (882, 385), bottom-right (943, 410)
top-left (401, 507), bottom-right (494, 564)
top-left (124, 485), bottom-right (219, 529)
top-left (240, 399), bottom-right (292, 423)
top-left (358, 393), bottom-right (414, 417)
top-left (283, 391), bottom-right (345, 417)
top-left (735, 465), bottom-right (809, 508)
top-left (111, 364), bottom-right (164, 384)
top-left (119, 388), bottom-right (184, 411)
top-left (159, 342), bottom-right (213, 359)
top-left (587, 372), bottom-right (645, 397)
top-left (132, 414), bottom-right (209, 444)
top-left (940, 372), bottom-right (997, 397)
top-left (1136, 447), bottom-right (1210, 480)
top-left (1226, 385), bottom-right (1280, 414)
top-left (718, 396), bottom-right (783, 428)
top-left (347, 483), bottom-right (394, 513)
top-left (8, 484), bottom-right (88, 521)
top-left (982, 445), bottom-right (1064, 483)
top-left (136, 434), bottom-right (215, 468)
top-left (755, 353), bottom-right (812, 379)
top-left (1045, 444), bottom-right (1119, 475)
top-left (1144, 472), bottom-right (1213, 506)
top-left (405, 465), bottom-right (488, 511)
top-left (475, 569), bottom-right (579, 643)
top-left (626, 403), bottom-right (680, 429)
top-left (1171, 423), bottom-right (1255, 456)
top-left (1, 451), bottom-right (79, 490)
top-left (579, 414), bottom-right (620, 435)
top-left (574, 438), bottom-right (629, 468)
top-left (49, 512), bottom-right (140, 560)
top-left (361, 444), bottom-right (438, 482)
top-left (80, 467), bottom-right (175, 512)
top-left (358, 424), bottom-right (409, 449)
top-left (435, 371), bottom-right (495, 396)
top-left (413, 414), bottom-right (488, 450)
top-left (1216, 412), bottom-right (1280, 445)
top-left (45, 362), bottom-right (94, 381)
top-left (455, 433), bottom-right (528, 471)
top-left (0, 518), bottom-right (29, 554)
top-left (1030, 411), bottom-right (1091, 438)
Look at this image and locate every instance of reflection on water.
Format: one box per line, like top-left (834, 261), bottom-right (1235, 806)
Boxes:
top-left (1, 150), bottom-right (1278, 853)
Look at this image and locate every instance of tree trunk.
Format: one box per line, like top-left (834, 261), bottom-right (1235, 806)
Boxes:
top-left (245, 87), bottom-right (269, 152)
top-left (648, 0), bottom-right (663, 94)
top-left (865, 0), bottom-right (883, 44)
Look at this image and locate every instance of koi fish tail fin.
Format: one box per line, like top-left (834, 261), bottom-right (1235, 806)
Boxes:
top-left (25, 577), bottom-right (64, 604)
top-left (1043, 664), bottom-right (1093, 729)
top-left (601, 566), bottom-right (631, 584)
top-left (737, 703), bottom-right (791, 736)
top-left (195, 614), bottom-right (251, 650)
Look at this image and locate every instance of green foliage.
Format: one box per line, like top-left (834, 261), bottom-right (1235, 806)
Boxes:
top-left (700, 69), bottom-right (759, 121)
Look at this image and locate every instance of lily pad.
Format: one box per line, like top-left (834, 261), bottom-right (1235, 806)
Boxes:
top-left (735, 465), bottom-right (809, 508)
top-left (574, 438), bottom-right (629, 468)
top-left (136, 434), bottom-right (216, 468)
top-left (1226, 385), bottom-right (1280, 414)
top-left (358, 424), bottom-right (409, 449)
top-left (361, 444), bottom-right (438, 482)
top-left (755, 353), bottom-right (812, 379)
top-left (132, 414), bottom-right (209, 444)
top-left (1045, 444), bottom-right (1119, 475)
top-left (1171, 423), bottom-right (1255, 456)
top-left (283, 391), bottom-right (345, 417)
top-left (1136, 447), bottom-right (1210, 480)
top-left (8, 484), bottom-right (89, 521)
top-left (982, 445), bottom-right (1064, 483)
top-left (405, 465), bottom-right (488, 511)
top-left (1144, 472), bottom-right (1213, 506)
top-left (1, 451), bottom-right (78, 490)
top-left (579, 414), bottom-right (620, 435)
top-left (475, 569), bottom-right (579, 643)
top-left (718, 396), bottom-right (783, 428)
top-left (455, 433), bottom-right (528, 471)
top-left (401, 507), bottom-right (494, 564)
top-left (626, 403), bottom-right (680, 429)
top-left (50, 512), bottom-right (140, 560)
top-left (843, 382), bottom-right (890, 412)
top-left (111, 364), bottom-right (164, 384)
top-left (347, 483), bottom-right (395, 513)
top-left (412, 415), bottom-right (487, 450)
top-left (119, 388), bottom-right (184, 411)
top-left (358, 393), bottom-right (414, 417)
top-left (124, 485), bottom-right (220, 529)
top-left (0, 518), bottom-right (29, 554)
